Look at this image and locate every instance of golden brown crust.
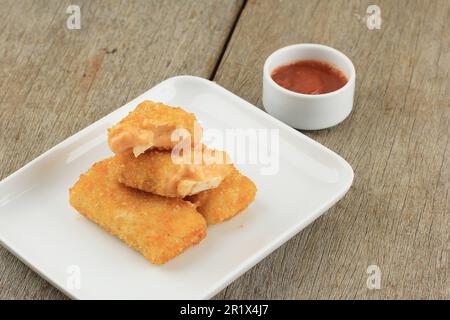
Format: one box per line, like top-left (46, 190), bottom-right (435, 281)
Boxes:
top-left (109, 147), bottom-right (233, 198)
top-left (69, 158), bottom-right (207, 264)
top-left (107, 100), bottom-right (202, 154)
top-left (187, 167), bottom-right (257, 224)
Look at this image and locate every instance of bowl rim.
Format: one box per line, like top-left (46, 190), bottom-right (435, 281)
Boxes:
top-left (263, 43), bottom-right (356, 99)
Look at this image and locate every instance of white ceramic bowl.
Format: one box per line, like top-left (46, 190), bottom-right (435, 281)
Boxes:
top-left (263, 44), bottom-right (356, 130)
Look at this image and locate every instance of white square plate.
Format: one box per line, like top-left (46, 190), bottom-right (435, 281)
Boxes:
top-left (0, 76), bottom-right (353, 299)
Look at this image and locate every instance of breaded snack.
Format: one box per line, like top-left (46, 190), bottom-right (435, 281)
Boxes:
top-left (109, 147), bottom-right (233, 198)
top-left (69, 159), bottom-right (207, 265)
top-left (187, 167), bottom-right (257, 224)
top-left (108, 100), bottom-right (202, 156)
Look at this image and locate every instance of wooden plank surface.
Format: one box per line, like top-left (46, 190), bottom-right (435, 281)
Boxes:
top-left (213, 0), bottom-right (449, 299)
top-left (0, 0), bottom-right (243, 299)
top-left (0, 0), bottom-right (448, 300)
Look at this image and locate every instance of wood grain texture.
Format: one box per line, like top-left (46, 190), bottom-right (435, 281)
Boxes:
top-left (0, 0), bottom-right (243, 299)
top-left (213, 0), bottom-right (449, 299)
top-left (1, 0), bottom-right (448, 300)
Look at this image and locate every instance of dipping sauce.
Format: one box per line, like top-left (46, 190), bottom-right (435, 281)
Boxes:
top-left (271, 60), bottom-right (348, 95)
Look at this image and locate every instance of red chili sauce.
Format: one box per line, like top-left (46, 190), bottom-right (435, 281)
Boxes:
top-left (271, 60), bottom-right (348, 95)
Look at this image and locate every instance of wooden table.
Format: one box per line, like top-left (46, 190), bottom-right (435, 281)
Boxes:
top-left (0, 0), bottom-right (448, 299)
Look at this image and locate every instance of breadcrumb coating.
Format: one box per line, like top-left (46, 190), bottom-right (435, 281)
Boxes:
top-left (109, 147), bottom-right (233, 198)
top-left (69, 158), bottom-right (207, 264)
top-left (187, 167), bottom-right (257, 224)
top-left (108, 100), bottom-right (202, 154)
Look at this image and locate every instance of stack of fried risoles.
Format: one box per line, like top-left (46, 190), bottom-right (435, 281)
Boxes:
top-left (69, 101), bottom-right (256, 264)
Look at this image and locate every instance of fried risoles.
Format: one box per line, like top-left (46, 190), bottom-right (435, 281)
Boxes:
top-left (69, 159), bottom-right (207, 264)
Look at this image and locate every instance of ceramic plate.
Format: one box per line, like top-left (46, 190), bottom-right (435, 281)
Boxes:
top-left (0, 76), bottom-right (353, 299)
